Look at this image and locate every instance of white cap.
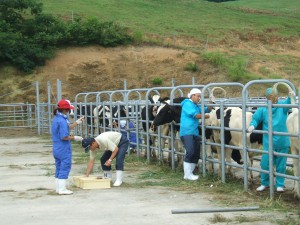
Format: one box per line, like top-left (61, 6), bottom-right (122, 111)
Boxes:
top-left (65, 100), bottom-right (74, 110)
top-left (120, 120), bottom-right (126, 128)
top-left (188, 88), bottom-right (201, 98)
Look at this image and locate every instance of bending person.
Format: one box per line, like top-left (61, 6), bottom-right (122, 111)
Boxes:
top-left (82, 131), bottom-right (129, 187)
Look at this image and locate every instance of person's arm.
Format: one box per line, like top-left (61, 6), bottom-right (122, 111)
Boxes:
top-left (248, 108), bottom-right (263, 132)
top-left (69, 116), bottom-right (85, 129)
top-left (104, 146), bottom-right (119, 166)
top-left (85, 158), bottom-right (95, 177)
top-left (62, 136), bottom-right (83, 141)
top-left (195, 114), bottom-right (210, 119)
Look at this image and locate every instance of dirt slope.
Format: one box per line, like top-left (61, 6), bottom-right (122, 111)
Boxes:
top-left (1, 35), bottom-right (300, 103)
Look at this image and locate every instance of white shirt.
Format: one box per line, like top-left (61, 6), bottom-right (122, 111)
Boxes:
top-left (90, 132), bottom-right (122, 159)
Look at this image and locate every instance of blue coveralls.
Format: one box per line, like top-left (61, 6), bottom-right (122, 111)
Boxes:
top-left (250, 97), bottom-right (291, 188)
top-left (180, 99), bottom-right (209, 164)
top-left (51, 112), bottom-right (72, 179)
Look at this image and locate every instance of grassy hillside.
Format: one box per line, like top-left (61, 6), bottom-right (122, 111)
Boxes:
top-left (1, 0), bottom-right (299, 103)
top-left (40, 0), bottom-right (300, 41)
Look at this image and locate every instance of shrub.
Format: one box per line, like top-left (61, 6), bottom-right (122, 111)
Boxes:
top-left (0, 0), bottom-right (133, 72)
top-left (152, 77), bottom-right (163, 85)
top-left (185, 62), bottom-right (199, 72)
top-left (228, 59), bottom-right (247, 81)
top-left (202, 51), bottom-right (228, 67)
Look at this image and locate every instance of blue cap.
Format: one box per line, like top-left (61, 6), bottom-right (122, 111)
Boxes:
top-left (82, 138), bottom-right (94, 153)
top-left (265, 88), bottom-right (277, 97)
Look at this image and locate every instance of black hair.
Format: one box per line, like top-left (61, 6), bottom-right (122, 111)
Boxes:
top-left (53, 108), bottom-right (64, 116)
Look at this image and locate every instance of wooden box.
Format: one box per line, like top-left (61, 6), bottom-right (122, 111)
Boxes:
top-left (73, 176), bottom-right (111, 189)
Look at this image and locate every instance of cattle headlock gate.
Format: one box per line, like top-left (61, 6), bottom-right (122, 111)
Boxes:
top-left (1, 79), bottom-right (299, 199)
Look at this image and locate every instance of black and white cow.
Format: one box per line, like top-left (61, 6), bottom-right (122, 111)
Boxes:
top-left (93, 103), bottom-right (127, 133)
top-left (70, 103), bottom-right (96, 134)
top-left (206, 107), bottom-right (263, 179)
top-left (141, 95), bottom-right (169, 159)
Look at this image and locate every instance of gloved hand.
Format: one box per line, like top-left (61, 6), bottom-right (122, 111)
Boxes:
top-left (74, 136), bottom-right (83, 142)
top-left (289, 91), bottom-right (296, 98)
top-left (209, 95), bottom-right (216, 103)
top-left (247, 125), bottom-right (254, 133)
top-left (76, 116), bottom-right (85, 125)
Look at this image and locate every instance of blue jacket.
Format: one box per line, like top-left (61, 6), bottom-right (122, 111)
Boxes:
top-left (51, 113), bottom-right (70, 145)
top-left (180, 99), bottom-right (209, 137)
top-left (250, 97), bottom-right (291, 150)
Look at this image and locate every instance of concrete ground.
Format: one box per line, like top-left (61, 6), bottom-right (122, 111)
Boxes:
top-left (0, 135), bottom-right (298, 225)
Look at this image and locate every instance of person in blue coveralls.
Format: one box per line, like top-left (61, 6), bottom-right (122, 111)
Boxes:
top-left (248, 88), bottom-right (295, 192)
top-left (51, 99), bottom-right (84, 195)
top-left (180, 88), bottom-right (214, 181)
top-left (119, 120), bottom-right (141, 152)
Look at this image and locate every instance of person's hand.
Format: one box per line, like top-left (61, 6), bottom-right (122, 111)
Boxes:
top-left (289, 91), bottom-right (295, 98)
top-left (76, 116), bottom-right (85, 125)
top-left (209, 94), bottom-right (216, 103)
top-left (247, 125), bottom-right (254, 133)
top-left (74, 136), bottom-right (83, 142)
top-left (104, 159), bottom-right (112, 166)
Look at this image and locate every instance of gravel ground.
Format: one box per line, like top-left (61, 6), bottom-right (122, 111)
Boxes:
top-left (0, 129), bottom-right (298, 225)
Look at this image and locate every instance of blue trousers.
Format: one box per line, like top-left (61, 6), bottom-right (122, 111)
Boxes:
top-left (53, 142), bottom-right (72, 179)
top-left (260, 148), bottom-right (289, 188)
top-left (180, 135), bottom-right (200, 164)
top-left (100, 134), bottom-right (129, 171)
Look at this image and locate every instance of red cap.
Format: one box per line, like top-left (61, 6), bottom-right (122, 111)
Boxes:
top-left (58, 100), bottom-right (71, 110)
top-left (66, 100), bottom-right (75, 110)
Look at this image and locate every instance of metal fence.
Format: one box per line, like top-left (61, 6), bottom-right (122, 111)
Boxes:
top-left (0, 103), bottom-right (36, 129)
top-left (1, 79), bottom-right (299, 199)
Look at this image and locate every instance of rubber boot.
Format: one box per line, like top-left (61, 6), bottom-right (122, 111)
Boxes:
top-left (190, 163), bottom-right (197, 174)
top-left (183, 162), bottom-right (199, 181)
top-left (55, 178), bottom-right (59, 193)
top-left (58, 179), bottom-right (73, 195)
top-left (103, 170), bottom-right (112, 179)
top-left (113, 170), bottom-right (124, 187)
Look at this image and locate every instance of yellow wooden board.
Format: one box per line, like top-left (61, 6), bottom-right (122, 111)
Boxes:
top-left (73, 175), bottom-right (111, 189)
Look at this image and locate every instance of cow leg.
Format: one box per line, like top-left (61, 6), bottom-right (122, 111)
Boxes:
top-left (151, 135), bottom-right (157, 159)
top-left (217, 148), bottom-right (222, 177)
top-left (225, 149), bottom-right (233, 176)
top-left (292, 146), bottom-right (300, 198)
top-left (247, 152), bottom-right (254, 181)
top-left (175, 131), bottom-right (184, 168)
top-left (205, 142), bottom-right (214, 173)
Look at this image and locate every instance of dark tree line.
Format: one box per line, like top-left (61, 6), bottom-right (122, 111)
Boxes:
top-left (0, 0), bottom-right (133, 73)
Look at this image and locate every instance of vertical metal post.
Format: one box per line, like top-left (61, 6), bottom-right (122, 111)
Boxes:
top-left (47, 81), bottom-right (52, 134)
top-left (192, 77), bottom-right (195, 85)
top-left (267, 100), bottom-right (274, 199)
top-left (57, 79), bottom-right (62, 101)
top-left (220, 101), bottom-right (226, 183)
top-left (170, 122), bottom-right (175, 170)
top-left (36, 81), bottom-right (41, 135)
top-left (124, 79), bottom-right (127, 91)
top-left (297, 87), bottom-right (300, 195)
top-left (242, 89), bottom-right (249, 191)
top-left (135, 101), bottom-right (140, 158)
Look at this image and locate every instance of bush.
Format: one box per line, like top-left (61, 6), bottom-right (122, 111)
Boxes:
top-left (152, 77), bottom-right (163, 85)
top-left (202, 51), bottom-right (228, 67)
top-left (185, 62), bottom-right (199, 72)
top-left (0, 0), bottom-right (133, 72)
top-left (228, 59), bottom-right (247, 81)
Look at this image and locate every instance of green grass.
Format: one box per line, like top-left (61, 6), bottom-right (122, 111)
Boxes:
top-left (224, 0), bottom-right (300, 16)
top-left (39, 0), bottom-right (300, 42)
